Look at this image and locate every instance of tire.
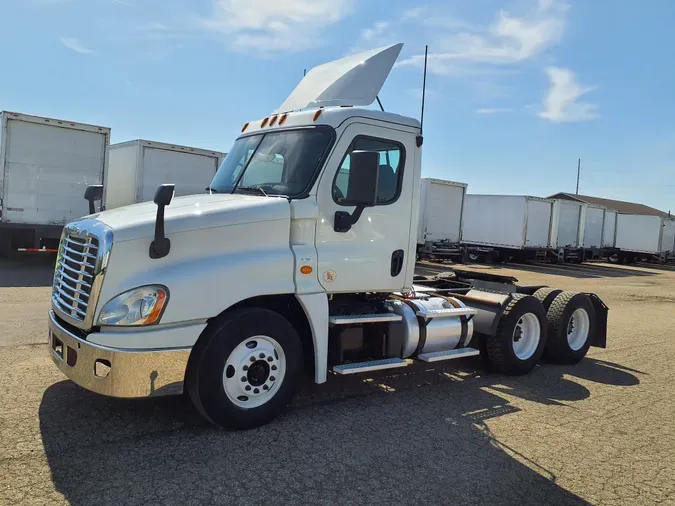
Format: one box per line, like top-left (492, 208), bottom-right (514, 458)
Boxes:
top-left (187, 307), bottom-right (304, 430)
top-left (484, 294), bottom-right (547, 375)
top-left (545, 292), bottom-right (596, 364)
top-left (532, 287), bottom-right (563, 311)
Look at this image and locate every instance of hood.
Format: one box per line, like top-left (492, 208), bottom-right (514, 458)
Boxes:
top-left (93, 193), bottom-right (290, 242)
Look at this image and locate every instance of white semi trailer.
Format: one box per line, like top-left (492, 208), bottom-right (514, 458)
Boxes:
top-left (0, 111), bottom-right (109, 255)
top-left (104, 140), bottom-right (226, 209)
top-left (549, 199), bottom-right (586, 262)
top-left (416, 178), bottom-right (467, 260)
top-left (460, 195), bottom-right (554, 262)
top-left (48, 44), bottom-right (608, 430)
top-left (615, 214), bottom-right (675, 263)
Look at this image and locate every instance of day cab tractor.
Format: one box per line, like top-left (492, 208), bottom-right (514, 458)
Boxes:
top-left (47, 44), bottom-right (608, 429)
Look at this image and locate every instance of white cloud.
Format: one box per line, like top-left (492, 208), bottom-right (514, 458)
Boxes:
top-left (59, 37), bottom-right (93, 54)
top-left (475, 107), bottom-right (513, 114)
top-left (201, 0), bottom-right (354, 53)
top-left (394, 0), bottom-right (568, 74)
top-left (361, 21), bottom-right (390, 42)
top-left (539, 66), bottom-right (598, 122)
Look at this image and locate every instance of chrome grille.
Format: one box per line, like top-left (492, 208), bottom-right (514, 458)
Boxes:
top-left (53, 233), bottom-right (99, 321)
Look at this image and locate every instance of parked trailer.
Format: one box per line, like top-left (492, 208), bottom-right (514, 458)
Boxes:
top-left (602, 209), bottom-right (617, 248)
top-left (615, 214), bottom-right (675, 263)
top-left (0, 111), bottom-right (109, 256)
top-left (580, 204), bottom-right (608, 260)
top-left (550, 199), bottom-right (584, 262)
top-left (461, 195), bottom-right (553, 262)
top-left (104, 140), bottom-right (226, 209)
top-left (416, 178), bottom-right (467, 260)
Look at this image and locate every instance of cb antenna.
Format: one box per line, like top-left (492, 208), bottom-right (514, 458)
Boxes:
top-left (420, 45), bottom-right (428, 135)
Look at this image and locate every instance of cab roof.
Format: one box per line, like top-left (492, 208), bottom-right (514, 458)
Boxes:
top-left (242, 106), bottom-right (421, 136)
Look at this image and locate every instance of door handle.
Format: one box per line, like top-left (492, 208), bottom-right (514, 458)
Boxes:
top-left (391, 249), bottom-right (404, 276)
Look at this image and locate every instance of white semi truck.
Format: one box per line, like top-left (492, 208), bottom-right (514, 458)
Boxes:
top-left (47, 44), bottom-right (608, 430)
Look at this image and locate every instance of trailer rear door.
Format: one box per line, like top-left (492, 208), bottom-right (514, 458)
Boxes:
top-left (423, 181), bottom-right (464, 243)
top-left (583, 206), bottom-right (605, 248)
top-left (139, 147), bottom-right (220, 203)
top-left (660, 220), bottom-right (675, 253)
top-left (602, 210), bottom-right (617, 247)
top-left (525, 198), bottom-right (552, 247)
top-left (3, 119), bottom-right (106, 225)
top-left (556, 201), bottom-right (582, 247)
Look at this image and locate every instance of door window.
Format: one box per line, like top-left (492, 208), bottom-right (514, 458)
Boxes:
top-left (332, 137), bottom-right (405, 205)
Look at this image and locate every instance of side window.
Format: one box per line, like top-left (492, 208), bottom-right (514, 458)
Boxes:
top-left (332, 137), bottom-right (405, 206)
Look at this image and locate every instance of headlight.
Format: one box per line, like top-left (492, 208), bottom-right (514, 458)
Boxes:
top-left (98, 285), bottom-right (168, 326)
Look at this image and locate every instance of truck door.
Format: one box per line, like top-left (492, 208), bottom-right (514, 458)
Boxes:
top-left (314, 122), bottom-right (416, 293)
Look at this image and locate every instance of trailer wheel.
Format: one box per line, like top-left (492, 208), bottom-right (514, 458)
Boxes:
top-left (532, 287), bottom-right (563, 311)
top-left (186, 307), bottom-right (303, 430)
top-left (484, 294), bottom-right (547, 375)
top-left (545, 292), bottom-right (595, 364)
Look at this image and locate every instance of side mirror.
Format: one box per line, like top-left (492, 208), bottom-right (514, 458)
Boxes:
top-left (84, 184), bottom-right (103, 214)
top-left (344, 150), bottom-right (379, 206)
top-left (149, 184), bottom-right (175, 259)
top-left (154, 184), bottom-right (175, 206)
top-left (334, 150), bottom-right (380, 233)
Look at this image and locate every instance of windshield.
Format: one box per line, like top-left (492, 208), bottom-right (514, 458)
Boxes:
top-left (209, 127), bottom-right (334, 198)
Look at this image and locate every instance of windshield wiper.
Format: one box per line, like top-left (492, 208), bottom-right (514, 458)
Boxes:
top-left (236, 186), bottom-right (268, 197)
top-left (205, 187), bottom-right (219, 193)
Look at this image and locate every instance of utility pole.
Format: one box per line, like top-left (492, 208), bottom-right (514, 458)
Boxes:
top-left (576, 158), bottom-right (581, 194)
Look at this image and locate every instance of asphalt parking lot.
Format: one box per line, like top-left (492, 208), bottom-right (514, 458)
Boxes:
top-left (1, 256), bottom-right (674, 505)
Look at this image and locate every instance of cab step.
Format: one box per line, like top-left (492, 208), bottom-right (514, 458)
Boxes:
top-left (332, 358), bottom-right (408, 375)
top-left (415, 307), bottom-right (477, 319)
top-left (329, 313), bottom-right (402, 325)
top-left (417, 347), bottom-right (480, 363)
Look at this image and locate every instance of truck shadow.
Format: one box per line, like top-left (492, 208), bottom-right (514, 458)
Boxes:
top-left (38, 358), bottom-right (639, 505)
top-left (0, 256), bottom-right (56, 287)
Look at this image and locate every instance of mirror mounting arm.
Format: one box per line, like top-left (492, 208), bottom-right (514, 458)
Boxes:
top-left (334, 207), bottom-right (366, 233)
top-left (149, 184), bottom-right (175, 260)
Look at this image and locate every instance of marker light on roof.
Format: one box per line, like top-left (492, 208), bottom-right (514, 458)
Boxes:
top-left (313, 109), bottom-right (322, 121)
top-left (260, 117), bottom-right (269, 127)
top-left (241, 122), bottom-right (249, 132)
top-left (269, 115), bottom-right (278, 126)
top-left (278, 113), bottom-right (288, 125)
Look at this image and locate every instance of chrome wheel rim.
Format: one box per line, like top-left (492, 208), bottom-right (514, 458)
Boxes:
top-left (222, 336), bottom-right (286, 408)
top-left (567, 308), bottom-right (590, 351)
top-left (512, 313), bottom-right (541, 360)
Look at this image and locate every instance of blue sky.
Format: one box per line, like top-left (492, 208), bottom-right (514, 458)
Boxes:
top-left (1, 0), bottom-right (674, 213)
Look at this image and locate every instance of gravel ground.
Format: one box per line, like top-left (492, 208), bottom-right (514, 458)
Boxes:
top-left (1, 256), bottom-right (674, 505)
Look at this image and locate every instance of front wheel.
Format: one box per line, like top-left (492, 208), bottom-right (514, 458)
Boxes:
top-left (187, 307), bottom-right (304, 430)
top-left (484, 294), bottom-right (548, 375)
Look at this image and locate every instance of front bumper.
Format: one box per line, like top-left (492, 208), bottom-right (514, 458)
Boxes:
top-left (48, 311), bottom-right (191, 398)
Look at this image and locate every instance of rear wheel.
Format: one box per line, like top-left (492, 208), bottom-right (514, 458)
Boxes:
top-left (544, 292), bottom-right (596, 364)
top-left (532, 287), bottom-right (563, 311)
top-left (484, 294), bottom-right (548, 375)
top-left (187, 307), bottom-right (303, 430)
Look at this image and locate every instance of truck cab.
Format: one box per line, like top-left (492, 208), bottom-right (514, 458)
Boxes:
top-left (48, 44), bottom-right (608, 429)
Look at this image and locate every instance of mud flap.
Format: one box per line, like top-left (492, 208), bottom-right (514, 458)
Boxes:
top-left (587, 293), bottom-right (608, 348)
